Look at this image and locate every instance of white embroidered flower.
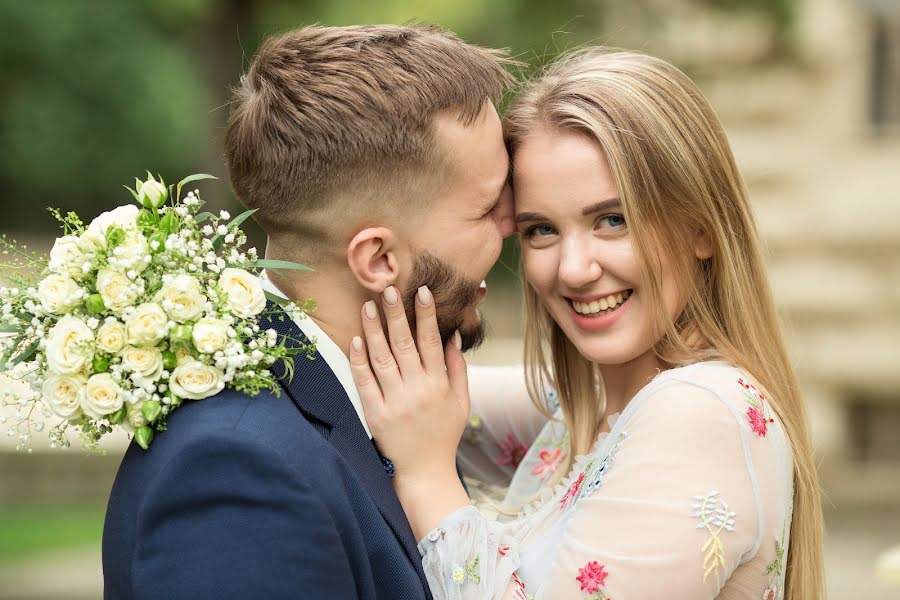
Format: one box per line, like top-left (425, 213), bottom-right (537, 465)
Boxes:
top-left (218, 268), bottom-right (266, 318)
top-left (45, 316), bottom-right (94, 375)
top-left (168, 360), bottom-right (225, 400)
top-left (48, 235), bottom-right (91, 281)
top-left (41, 374), bottom-right (86, 420)
top-left (96, 319), bottom-right (127, 354)
top-left (120, 345), bottom-right (163, 388)
top-left (81, 205), bottom-right (140, 250)
top-left (97, 268), bottom-right (139, 312)
top-left (79, 373), bottom-right (124, 419)
top-left (125, 303), bottom-right (168, 347)
top-left (37, 273), bottom-right (83, 315)
top-left (154, 274), bottom-right (205, 323)
top-left (452, 567), bottom-right (465, 584)
top-left (191, 317), bottom-right (229, 354)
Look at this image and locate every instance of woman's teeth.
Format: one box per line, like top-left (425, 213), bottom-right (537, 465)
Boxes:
top-left (572, 290), bottom-right (631, 316)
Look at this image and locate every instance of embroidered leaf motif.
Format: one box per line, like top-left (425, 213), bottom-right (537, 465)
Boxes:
top-left (691, 490), bottom-right (737, 582)
top-left (464, 554), bottom-right (481, 584)
top-left (765, 540), bottom-right (785, 576)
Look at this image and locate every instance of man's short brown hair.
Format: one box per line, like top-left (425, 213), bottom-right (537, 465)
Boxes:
top-left (224, 24), bottom-right (514, 262)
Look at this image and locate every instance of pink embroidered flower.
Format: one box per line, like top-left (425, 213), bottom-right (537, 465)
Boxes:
top-left (576, 561), bottom-right (608, 593)
top-left (531, 447), bottom-right (565, 480)
top-left (747, 406), bottom-right (769, 437)
top-left (741, 376), bottom-right (775, 438)
top-left (560, 472), bottom-right (585, 509)
top-left (762, 585), bottom-right (777, 600)
top-left (498, 544), bottom-right (510, 557)
top-left (496, 433), bottom-right (527, 468)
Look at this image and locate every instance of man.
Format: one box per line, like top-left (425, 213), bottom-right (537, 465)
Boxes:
top-left (103, 24), bottom-right (514, 599)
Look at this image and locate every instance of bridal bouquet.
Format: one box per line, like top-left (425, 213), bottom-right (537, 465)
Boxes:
top-left (0, 173), bottom-right (314, 451)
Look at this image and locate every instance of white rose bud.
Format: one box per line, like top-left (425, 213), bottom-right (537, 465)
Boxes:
top-left (48, 235), bottom-right (91, 281)
top-left (97, 268), bottom-right (139, 312)
top-left (125, 303), bottom-right (168, 347)
top-left (37, 273), bottom-right (83, 315)
top-left (96, 319), bottom-right (127, 354)
top-left (79, 373), bottom-right (124, 419)
top-left (174, 345), bottom-right (195, 366)
top-left (120, 345), bottom-right (163, 387)
top-left (126, 401), bottom-right (148, 429)
top-left (137, 175), bottom-right (168, 210)
top-left (42, 374), bottom-right (86, 420)
top-left (82, 204), bottom-right (140, 250)
top-left (45, 316), bottom-right (94, 375)
top-left (218, 268), bottom-right (266, 318)
top-left (191, 317), bottom-right (229, 354)
top-left (154, 274), bottom-right (205, 323)
top-left (168, 360), bottom-right (225, 400)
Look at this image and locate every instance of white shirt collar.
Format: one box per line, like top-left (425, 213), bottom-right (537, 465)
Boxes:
top-left (259, 272), bottom-right (372, 439)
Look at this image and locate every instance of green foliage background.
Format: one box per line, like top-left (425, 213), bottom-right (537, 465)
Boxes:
top-left (0, 0), bottom-right (794, 234)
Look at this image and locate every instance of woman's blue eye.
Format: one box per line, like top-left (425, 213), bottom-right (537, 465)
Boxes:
top-left (598, 214), bottom-right (626, 229)
top-left (525, 224), bottom-right (557, 237)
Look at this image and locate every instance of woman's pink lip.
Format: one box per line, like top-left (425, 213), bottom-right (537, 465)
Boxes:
top-left (567, 292), bottom-right (630, 331)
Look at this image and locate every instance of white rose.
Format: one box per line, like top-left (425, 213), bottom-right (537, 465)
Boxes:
top-left (125, 401), bottom-right (148, 430)
top-left (79, 373), bottom-right (124, 419)
top-left (45, 316), bottom-right (94, 375)
top-left (155, 274), bottom-right (205, 323)
top-left (82, 205), bottom-right (140, 250)
top-left (49, 235), bottom-right (91, 281)
top-left (42, 374), bottom-right (86, 420)
top-left (37, 273), bottom-right (83, 315)
top-left (168, 360), bottom-right (225, 400)
top-left (125, 303), bottom-right (168, 347)
top-left (120, 345), bottom-right (163, 387)
top-left (191, 317), bottom-right (228, 354)
top-left (97, 268), bottom-right (139, 312)
top-left (96, 319), bottom-right (127, 353)
top-left (218, 268), bottom-right (266, 318)
top-left (111, 232), bottom-right (151, 273)
top-left (174, 345), bottom-right (195, 366)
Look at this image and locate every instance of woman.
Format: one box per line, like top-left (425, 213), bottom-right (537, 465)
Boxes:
top-left (349, 49), bottom-right (824, 599)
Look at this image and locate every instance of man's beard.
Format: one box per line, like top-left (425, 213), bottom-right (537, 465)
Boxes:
top-left (403, 251), bottom-right (486, 352)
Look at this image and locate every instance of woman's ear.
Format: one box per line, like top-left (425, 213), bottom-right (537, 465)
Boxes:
top-left (694, 229), bottom-right (714, 260)
top-left (346, 227), bottom-right (403, 292)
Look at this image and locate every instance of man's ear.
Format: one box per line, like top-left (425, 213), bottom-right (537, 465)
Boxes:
top-left (346, 227), bottom-right (403, 292)
top-left (694, 229), bottom-right (714, 260)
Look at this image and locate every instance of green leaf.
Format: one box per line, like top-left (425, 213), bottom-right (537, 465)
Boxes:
top-left (0, 324), bottom-right (21, 333)
top-left (226, 208), bottom-right (257, 231)
top-left (11, 340), bottom-right (39, 365)
top-left (264, 291), bottom-right (288, 306)
top-left (245, 259), bottom-right (314, 272)
top-left (176, 173), bottom-right (217, 200)
top-left (123, 185), bottom-right (139, 202)
top-left (211, 235), bottom-right (224, 251)
top-left (192, 212), bottom-right (214, 224)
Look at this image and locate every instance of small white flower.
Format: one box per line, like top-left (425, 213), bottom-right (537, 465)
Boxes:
top-left (219, 210), bottom-right (230, 220)
top-left (216, 225), bottom-right (228, 235)
top-left (86, 317), bottom-right (100, 330)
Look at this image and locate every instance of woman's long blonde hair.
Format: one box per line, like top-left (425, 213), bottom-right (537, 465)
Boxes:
top-left (503, 49), bottom-right (824, 599)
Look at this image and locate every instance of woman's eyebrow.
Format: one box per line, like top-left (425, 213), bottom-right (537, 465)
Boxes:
top-left (516, 197), bottom-right (621, 224)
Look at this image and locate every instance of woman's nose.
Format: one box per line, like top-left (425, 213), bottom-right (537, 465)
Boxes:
top-left (557, 237), bottom-right (602, 289)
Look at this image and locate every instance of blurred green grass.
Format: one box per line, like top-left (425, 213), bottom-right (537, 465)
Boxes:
top-left (0, 504), bottom-right (105, 561)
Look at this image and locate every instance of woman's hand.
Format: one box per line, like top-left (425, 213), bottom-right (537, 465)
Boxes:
top-left (349, 285), bottom-right (472, 539)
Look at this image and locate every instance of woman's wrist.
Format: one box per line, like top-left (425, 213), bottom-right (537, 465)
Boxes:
top-left (394, 472), bottom-right (471, 542)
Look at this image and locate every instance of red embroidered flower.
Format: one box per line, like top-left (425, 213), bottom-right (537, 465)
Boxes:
top-left (511, 572), bottom-right (528, 600)
top-left (747, 406), bottom-right (769, 437)
top-left (496, 433), bottom-right (527, 468)
top-left (560, 472), bottom-right (585, 509)
top-left (531, 447), bottom-right (565, 480)
top-left (498, 544), bottom-right (510, 557)
top-left (576, 561), bottom-right (608, 593)
top-left (762, 586), bottom-right (777, 600)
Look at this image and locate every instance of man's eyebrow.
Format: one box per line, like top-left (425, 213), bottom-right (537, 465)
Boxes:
top-left (515, 197), bottom-right (621, 224)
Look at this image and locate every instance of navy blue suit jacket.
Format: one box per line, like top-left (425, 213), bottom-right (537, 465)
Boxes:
top-left (103, 310), bottom-right (431, 599)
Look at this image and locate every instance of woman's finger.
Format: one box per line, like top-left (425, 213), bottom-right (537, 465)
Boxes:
top-left (360, 300), bottom-right (403, 394)
top-left (348, 334), bottom-right (385, 418)
top-left (381, 286), bottom-right (423, 378)
top-left (444, 331), bottom-right (470, 417)
top-left (413, 286), bottom-right (445, 374)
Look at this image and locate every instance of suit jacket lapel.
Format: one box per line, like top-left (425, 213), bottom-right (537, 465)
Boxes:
top-left (262, 307), bottom-right (429, 590)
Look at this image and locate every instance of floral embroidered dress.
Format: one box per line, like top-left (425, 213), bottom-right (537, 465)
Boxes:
top-left (429, 361), bottom-right (794, 599)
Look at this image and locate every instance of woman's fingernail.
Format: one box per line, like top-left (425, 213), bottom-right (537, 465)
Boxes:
top-left (351, 336), bottom-right (363, 352)
top-left (453, 330), bottom-right (462, 350)
top-left (364, 301), bottom-right (378, 320)
top-left (383, 286), bottom-right (399, 305)
top-left (417, 285), bottom-right (432, 306)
